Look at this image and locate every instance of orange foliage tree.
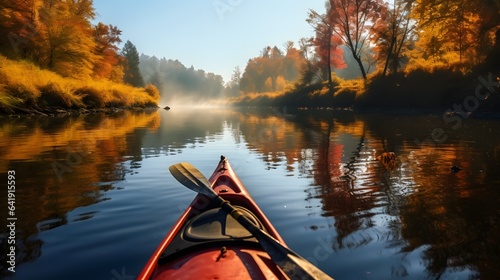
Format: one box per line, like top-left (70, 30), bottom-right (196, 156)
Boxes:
top-left (93, 23), bottom-right (123, 81)
top-left (410, 0), bottom-right (500, 71)
top-left (370, 0), bottom-right (415, 76)
top-left (283, 41), bottom-right (307, 81)
top-left (307, 9), bottom-right (346, 88)
top-left (0, 0), bottom-right (42, 57)
top-left (239, 44), bottom-right (307, 93)
top-left (0, 0), bottom-right (124, 81)
top-left (34, 0), bottom-right (97, 78)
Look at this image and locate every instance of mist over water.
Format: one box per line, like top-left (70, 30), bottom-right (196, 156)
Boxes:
top-left (139, 54), bottom-right (235, 107)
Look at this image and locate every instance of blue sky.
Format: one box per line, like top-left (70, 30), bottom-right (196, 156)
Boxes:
top-left (92, 0), bottom-right (326, 82)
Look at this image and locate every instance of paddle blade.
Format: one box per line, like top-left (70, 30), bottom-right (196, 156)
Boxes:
top-left (233, 211), bottom-right (334, 280)
top-left (286, 254), bottom-right (333, 280)
top-left (169, 162), bottom-right (216, 198)
top-left (170, 161), bottom-right (333, 279)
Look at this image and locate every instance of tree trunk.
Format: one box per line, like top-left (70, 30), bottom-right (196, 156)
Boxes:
top-left (353, 54), bottom-right (367, 80)
top-left (327, 29), bottom-right (333, 89)
top-left (346, 36), bottom-right (367, 79)
top-left (383, 37), bottom-right (396, 77)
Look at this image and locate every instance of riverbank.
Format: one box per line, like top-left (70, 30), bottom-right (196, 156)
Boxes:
top-left (230, 69), bottom-right (500, 112)
top-left (0, 55), bottom-right (160, 116)
top-left (0, 106), bottom-right (160, 118)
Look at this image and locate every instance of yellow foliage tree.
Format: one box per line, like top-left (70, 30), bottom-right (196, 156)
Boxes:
top-left (409, 0), bottom-right (495, 71)
top-left (240, 44), bottom-right (307, 93)
top-left (35, 0), bottom-right (96, 78)
top-left (275, 75), bottom-right (286, 91)
top-left (264, 77), bottom-right (273, 92)
top-left (0, 0), bottom-right (124, 81)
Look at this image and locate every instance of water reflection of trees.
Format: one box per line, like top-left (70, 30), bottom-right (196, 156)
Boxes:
top-left (323, 115), bottom-right (499, 278)
top-left (231, 110), bottom-right (390, 248)
top-left (310, 116), bottom-right (396, 252)
top-left (3, 108), bottom-right (498, 277)
top-left (401, 139), bottom-right (500, 278)
top-left (0, 110), bottom-right (160, 274)
top-left (231, 109), bottom-right (500, 279)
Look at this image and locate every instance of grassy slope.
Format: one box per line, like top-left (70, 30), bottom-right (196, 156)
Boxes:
top-left (231, 76), bottom-right (362, 108)
top-left (0, 55), bottom-right (159, 114)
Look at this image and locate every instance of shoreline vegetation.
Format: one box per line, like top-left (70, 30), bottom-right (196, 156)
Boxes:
top-left (222, 0), bottom-right (500, 113)
top-left (1, 1), bottom-right (499, 117)
top-left (0, 55), bottom-right (159, 116)
top-left (229, 69), bottom-right (500, 112)
top-left (0, 0), bottom-right (159, 117)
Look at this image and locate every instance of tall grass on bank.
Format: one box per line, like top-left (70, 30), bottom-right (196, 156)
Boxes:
top-left (0, 55), bottom-right (159, 114)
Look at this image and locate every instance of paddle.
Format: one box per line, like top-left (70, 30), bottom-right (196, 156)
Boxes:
top-left (169, 162), bottom-right (334, 280)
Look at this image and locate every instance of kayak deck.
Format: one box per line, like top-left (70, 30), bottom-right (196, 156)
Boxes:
top-left (152, 247), bottom-right (286, 279)
top-left (138, 156), bottom-right (288, 279)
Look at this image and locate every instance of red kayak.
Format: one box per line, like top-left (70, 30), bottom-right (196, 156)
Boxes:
top-left (138, 156), bottom-right (333, 280)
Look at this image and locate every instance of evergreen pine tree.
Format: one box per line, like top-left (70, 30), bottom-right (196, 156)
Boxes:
top-left (122, 40), bottom-right (145, 87)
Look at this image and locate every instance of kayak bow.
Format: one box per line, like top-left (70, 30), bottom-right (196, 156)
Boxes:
top-left (138, 156), bottom-right (333, 280)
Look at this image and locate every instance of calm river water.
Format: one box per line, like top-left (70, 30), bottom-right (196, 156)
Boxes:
top-left (1, 107), bottom-right (500, 279)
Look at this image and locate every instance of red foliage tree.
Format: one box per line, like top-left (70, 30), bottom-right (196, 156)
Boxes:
top-left (327, 0), bottom-right (385, 79)
top-left (308, 9), bottom-right (346, 88)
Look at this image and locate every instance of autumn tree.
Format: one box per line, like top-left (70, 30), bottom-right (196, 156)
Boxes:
top-left (307, 9), bottom-right (346, 88)
top-left (410, 0), bottom-right (500, 70)
top-left (371, 0), bottom-right (415, 76)
top-left (122, 40), bottom-right (145, 87)
top-left (297, 60), bottom-right (320, 87)
top-left (326, 0), bottom-right (385, 79)
top-left (283, 42), bottom-right (307, 81)
top-left (267, 46), bottom-right (285, 90)
top-left (93, 23), bottom-right (122, 80)
top-left (0, 0), bottom-right (128, 81)
top-left (0, 0), bottom-right (39, 58)
top-left (482, 29), bottom-right (500, 73)
top-left (35, 0), bottom-right (97, 78)
top-left (239, 44), bottom-right (307, 93)
top-left (0, 0), bottom-right (98, 78)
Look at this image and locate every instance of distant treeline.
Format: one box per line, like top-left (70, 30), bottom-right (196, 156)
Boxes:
top-left (139, 54), bottom-right (240, 104)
